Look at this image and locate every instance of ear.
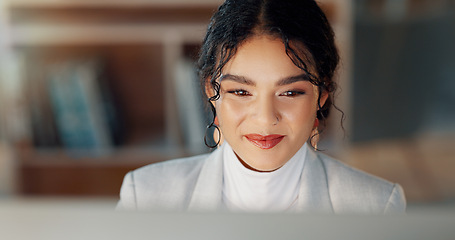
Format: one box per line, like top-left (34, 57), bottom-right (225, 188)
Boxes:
top-left (205, 79), bottom-right (215, 100)
top-left (319, 90), bottom-right (329, 109)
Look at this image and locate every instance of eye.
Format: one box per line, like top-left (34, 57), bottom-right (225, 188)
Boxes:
top-left (227, 89), bottom-right (251, 96)
top-left (280, 90), bottom-right (306, 97)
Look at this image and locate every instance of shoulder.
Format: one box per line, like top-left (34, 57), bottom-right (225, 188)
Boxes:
top-left (117, 153), bottom-right (211, 211)
top-left (315, 151), bottom-right (406, 214)
top-left (317, 152), bottom-right (391, 188)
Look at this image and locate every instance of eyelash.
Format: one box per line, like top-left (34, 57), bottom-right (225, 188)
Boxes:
top-left (226, 89), bottom-right (306, 97)
top-left (227, 89), bottom-right (251, 96)
top-left (279, 90), bottom-right (306, 97)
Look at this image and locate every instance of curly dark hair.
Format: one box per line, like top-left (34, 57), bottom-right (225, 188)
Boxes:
top-left (197, 0), bottom-right (341, 148)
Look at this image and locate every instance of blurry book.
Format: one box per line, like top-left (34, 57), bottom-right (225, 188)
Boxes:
top-left (94, 60), bottom-right (124, 147)
top-left (25, 55), bottom-right (61, 148)
top-left (48, 60), bottom-right (112, 156)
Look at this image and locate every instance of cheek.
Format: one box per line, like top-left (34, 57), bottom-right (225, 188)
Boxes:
top-left (216, 98), bottom-right (249, 128)
top-left (279, 99), bottom-right (318, 127)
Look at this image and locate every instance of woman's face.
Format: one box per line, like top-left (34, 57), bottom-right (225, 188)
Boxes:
top-left (213, 35), bottom-right (327, 171)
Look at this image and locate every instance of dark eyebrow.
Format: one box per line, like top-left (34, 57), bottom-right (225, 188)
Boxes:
top-left (219, 74), bottom-right (256, 86)
top-left (219, 73), bottom-right (311, 86)
top-left (276, 73), bottom-right (312, 86)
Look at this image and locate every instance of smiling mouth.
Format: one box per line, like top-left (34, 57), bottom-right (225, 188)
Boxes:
top-left (244, 134), bottom-right (285, 149)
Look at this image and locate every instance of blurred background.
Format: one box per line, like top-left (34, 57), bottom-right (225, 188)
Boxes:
top-left (0, 0), bottom-right (454, 209)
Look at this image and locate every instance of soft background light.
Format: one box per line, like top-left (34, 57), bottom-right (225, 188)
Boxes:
top-left (0, 0), bottom-right (454, 210)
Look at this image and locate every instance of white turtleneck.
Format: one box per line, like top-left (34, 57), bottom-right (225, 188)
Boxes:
top-left (222, 142), bottom-right (307, 212)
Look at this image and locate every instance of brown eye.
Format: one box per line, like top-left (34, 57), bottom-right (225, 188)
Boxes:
top-left (280, 90), bottom-right (305, 97)
top-left (228, 89), bottom-right (251, 96)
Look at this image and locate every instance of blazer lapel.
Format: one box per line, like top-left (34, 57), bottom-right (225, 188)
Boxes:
top-left (188, 144), bottom-right (334, 213)
top-left (188, 145), bottom-right (224, 211)
top-left (296, 146), bottom-right (334, 213)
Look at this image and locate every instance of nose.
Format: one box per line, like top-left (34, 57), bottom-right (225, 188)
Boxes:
top-left (251, 95), bottom-right (279, 127)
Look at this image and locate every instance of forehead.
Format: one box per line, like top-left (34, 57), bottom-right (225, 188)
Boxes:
top-left (222, 35), bottom-right (315, 81)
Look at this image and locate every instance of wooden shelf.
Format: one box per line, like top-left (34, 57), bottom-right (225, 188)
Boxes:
top-left (11, 23), bottom-right (208, 46)
top-left (6, 0), bottom-right (223, 8)
top-left (16, 146), bottom-right (202, 196)
top-left (18, 148), bottom-right (187, 168)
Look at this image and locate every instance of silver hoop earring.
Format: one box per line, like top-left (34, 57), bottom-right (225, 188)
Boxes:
top-left (310, 127), bottom-right (320, 150)
top-left (204, 124), bottom-right (221, 149)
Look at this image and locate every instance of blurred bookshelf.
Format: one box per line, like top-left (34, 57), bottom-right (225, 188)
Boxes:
top-left (0, 0), bottom-right (352, 197)
top-left (0, 0), bottom-right (222, 197)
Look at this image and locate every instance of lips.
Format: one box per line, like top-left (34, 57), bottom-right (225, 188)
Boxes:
top-left (244, 134), bottom-right (285, 149)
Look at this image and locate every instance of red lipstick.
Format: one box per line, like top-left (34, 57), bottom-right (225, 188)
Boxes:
top-left (244, 134), bottom-right (284, 149)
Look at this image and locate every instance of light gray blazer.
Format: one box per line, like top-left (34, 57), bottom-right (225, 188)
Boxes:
top-left (117, 144), bottom-right (406, 214)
